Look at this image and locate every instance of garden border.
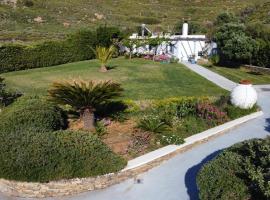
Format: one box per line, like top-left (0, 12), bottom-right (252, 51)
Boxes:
top-left (0, 111), bottom-right (263, 198)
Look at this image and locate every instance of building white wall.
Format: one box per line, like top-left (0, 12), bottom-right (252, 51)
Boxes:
top-left (174, 40), bottom-right (205, 61)
top-left (128, 23), bottom-right (209, 62)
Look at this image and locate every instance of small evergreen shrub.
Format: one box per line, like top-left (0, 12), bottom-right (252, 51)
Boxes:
top-left (0, 130), bottom-right (127, 182)
top-left (138, 114), bottom-right (169, 134)
top-left (0, 96), bottom-right (67, 133)
top-left (197, 137), bottom-right (270, 200)
top-left (0, 76), bottom-right (22, 107)
top-left (225, 104), bottom-right (258, 119)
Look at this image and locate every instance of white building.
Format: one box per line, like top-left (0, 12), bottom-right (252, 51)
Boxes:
top-left (129, 23), bottom-right (210, 62)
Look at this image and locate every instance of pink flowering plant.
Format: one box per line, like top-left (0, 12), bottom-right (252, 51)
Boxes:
top-left (196, 103), bottom-right (229, 126)
top-left (153, 54), bottom-right (170, 62)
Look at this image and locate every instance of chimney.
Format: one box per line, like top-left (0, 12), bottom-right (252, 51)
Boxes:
top-left (182, 22), bottom-right (188, 36)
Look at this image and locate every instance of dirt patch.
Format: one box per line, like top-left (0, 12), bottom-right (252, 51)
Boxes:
top-left (69, 119), bottom-right (157, 160)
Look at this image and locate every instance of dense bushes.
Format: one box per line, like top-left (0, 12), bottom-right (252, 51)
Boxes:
top-left (0, 27), bottom-right (123, 73)
top-left (213, 12), bottom-right (270, 67)
top-left (197, 137), bottom-right (270, 200)
top-left (0, 76), bottom-right (21, 107)
top-left (0, 96), bottom-right (67, 133)
top-left (0, 130), bottom-right (127, 182)
top-left (0, 95), bottom-right (126, 182)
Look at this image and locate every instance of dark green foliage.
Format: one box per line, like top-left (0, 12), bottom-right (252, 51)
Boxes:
top-left (0, 130), bottom-right (127, 182)
top-left (197, 138), bottom-right (270, 200)
top-left (0, 40), bottom-right (86, 73)
top-left (0, 76), bottom-right (21, 107)
top-left (246, 23), bottom-right (270, 68)
top-left (0, 27), bottom-right (123, 73)
top-left (0, 96), bottom-right (67, 133)
top-left (48, 80), bottom-right (124, 112)
top-left (197, 151), bottom-right (250, 200)
top-left (19, 0), bottom-right (34, 7)
top-left (225, 104), bottom-right (258, 119)
top-left (213, 12), bottom-right (270, 68)
top-left (129, 16), bottom-right (161, 25)
top-left (138, 114), bottom-right (169, 134)
top-left (177, 115), bottom-right (210, 137)
top-left (214, 12), bottom-right (238, 26)
top-left (96, 26), bottom-right (124, 47)
top-left (214, 23), bottom-right (256, 66)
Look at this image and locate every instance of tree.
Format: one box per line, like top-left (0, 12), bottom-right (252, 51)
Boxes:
top-left (94, 45), bottom-right (116, 72)
top-left (48, 80), bottom-right (123, 131)
top-left (214, 23), bottom-right (256, 66)
top-left (148, 37), bottom-right (168, 59)
top-left (122, 39), bottom-right (137, 59)
top-left (96, 26), bottom-right (124, 47)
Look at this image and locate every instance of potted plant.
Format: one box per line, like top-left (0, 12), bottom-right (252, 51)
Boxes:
top-left (230, 80), bottom-right (257, 109)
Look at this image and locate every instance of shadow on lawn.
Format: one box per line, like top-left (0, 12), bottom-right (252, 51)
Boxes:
top-left (265, 118), bottom-right (270, 132)
top-left (184, 150), bottom-right (222, 200)
top-left (107, 65), bottom-right (118, 70)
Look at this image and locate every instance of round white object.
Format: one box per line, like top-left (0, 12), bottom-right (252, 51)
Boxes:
top-left (230, 84), bottom-right (258, 109)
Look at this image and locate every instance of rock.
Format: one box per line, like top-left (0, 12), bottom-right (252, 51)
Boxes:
top-left (94, 13), bottom-right (104, 20)
top-left (34, 16), bottom-right (45, 23)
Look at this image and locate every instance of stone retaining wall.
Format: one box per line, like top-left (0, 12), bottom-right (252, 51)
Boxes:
top-left (243, 65), bottom-right (270, 75)
top-left (0, 139), bottom-right (206, 198)
top-left (0, 111), bottom-right (262, 198)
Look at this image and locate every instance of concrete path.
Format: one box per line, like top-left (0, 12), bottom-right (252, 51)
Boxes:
top-left (0, 66), bottom-right (269, 200)
top-left (181, 62), bottom-right (237, 91)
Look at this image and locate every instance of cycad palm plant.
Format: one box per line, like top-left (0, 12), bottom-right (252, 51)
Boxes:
top-left (48, 80), bottom-right (123, 131)
top-left (94, 45), bottom-right (116, 72)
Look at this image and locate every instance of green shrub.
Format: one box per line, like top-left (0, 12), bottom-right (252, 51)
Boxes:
top-left (0, 96), bottom-right (67, 133)
top-left (209, 54), bottom-right (220, 65)
top-left (0, 76), bottom-right (22, 107)
top-left (0, 130), bottom-right (127, 182)
top-left (157, 133), bottom-right (184, 145)
top-left (225, 104), bottom-right (258, 119)
top-left (138, 114), bottom-right (169, 133)
top-left (95, 121), bottom-right (107, 137)
top-left (177, 115), bottom-right (209, 137)
top-left (197, 138), bottom-right (270, 200)
top-left (0, 27), bottom-right (122, 73)
top-left (197, 151), bottom-right (250, 200)
top-left (96, 26), bottom-right (124, 47)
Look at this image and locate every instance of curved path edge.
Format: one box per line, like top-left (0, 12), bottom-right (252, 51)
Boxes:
top-left (0, 111), bottom-right (263, 199)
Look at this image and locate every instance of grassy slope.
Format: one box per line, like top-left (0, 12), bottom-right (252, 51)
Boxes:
top-left (2, 58), bottom-right (226, 100)
top-left (203, 65), bottom-right (270, 85)
top-left (0, 0), bottom-right (268, 41)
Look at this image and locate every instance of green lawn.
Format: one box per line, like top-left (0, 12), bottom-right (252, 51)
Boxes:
top-left (2, 58), bottom-right (226, 100)
top-left (203, 65), bottom-right (270, 85)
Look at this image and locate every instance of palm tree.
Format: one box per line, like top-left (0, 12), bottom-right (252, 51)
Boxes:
top-left (94, 45), bottom-right (116, 72)
top-left (48, 80), bottom-right (123, 131)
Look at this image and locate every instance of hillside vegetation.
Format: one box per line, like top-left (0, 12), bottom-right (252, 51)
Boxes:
top-left (0, 0), bottom-right (268, 42)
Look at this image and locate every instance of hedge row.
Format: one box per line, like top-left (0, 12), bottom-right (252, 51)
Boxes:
top-left (0, 96), bottom-right (127, 182)
top-left (0, 27), bottom-right (123, 73)
top-left (197, 137), bottom-right (270, 200)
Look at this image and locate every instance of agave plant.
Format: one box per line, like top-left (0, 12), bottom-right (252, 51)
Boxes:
top-left (48, 80), bottom-right (123, 131)
top-left (94, 45), bottom-right (116, 72)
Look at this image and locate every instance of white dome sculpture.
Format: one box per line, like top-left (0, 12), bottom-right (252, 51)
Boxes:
top-left (230, 81), bottom-right (258, 109)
